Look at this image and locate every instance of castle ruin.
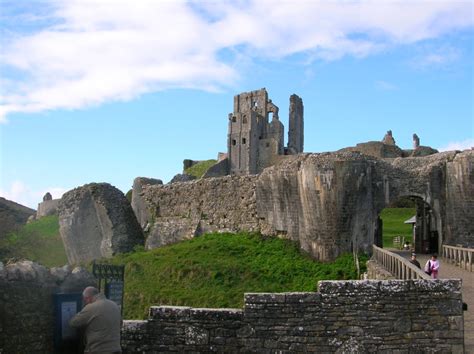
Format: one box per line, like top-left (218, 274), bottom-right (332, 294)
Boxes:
top-left (227, 88), bottom-right (303, 175)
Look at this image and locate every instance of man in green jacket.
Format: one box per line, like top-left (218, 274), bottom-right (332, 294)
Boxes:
top-left (70, 286), bottom-right (122, 354)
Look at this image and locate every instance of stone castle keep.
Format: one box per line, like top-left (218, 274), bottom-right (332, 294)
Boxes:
top-left (228, 88), bottom-right (303, 175)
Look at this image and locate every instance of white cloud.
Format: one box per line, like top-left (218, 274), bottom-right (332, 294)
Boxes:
top-left (438, 139), bottom-right (474, 152)
top-left (0, 181), bottom-right (67, 209)
top-left (0, 0), bottom-right (472, 120)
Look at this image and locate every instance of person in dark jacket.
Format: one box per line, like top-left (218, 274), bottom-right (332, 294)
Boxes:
top-left (70, 286), bottom-right (122, 354)
top-left (409, 253), bottom-right (421, 269)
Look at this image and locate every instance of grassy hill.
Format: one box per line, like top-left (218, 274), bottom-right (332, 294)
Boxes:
top-left (0, 215), bottom-right (67, 267)
top-left (184, 159), bottom-right (217, 178)
top-left (104, 232), bottom-right (367, 319)
top-left (380, 207), bottom-right (416, 248)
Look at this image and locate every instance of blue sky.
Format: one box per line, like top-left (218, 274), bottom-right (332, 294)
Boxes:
top-left (0, 0), bottom-right (473, 209)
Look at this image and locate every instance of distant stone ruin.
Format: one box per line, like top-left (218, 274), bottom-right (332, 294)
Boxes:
top-left (382, 130), bottom-right (396, 145)
top-left (227, 88), bottom-right (303, 175)
top-left (36, 192), bottom-right (60, 219)
top-left (58, 183), bottom-right (144, 264)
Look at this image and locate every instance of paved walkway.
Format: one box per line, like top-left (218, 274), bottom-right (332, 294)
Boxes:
top-left (396, 250), bottom-right (474, 353)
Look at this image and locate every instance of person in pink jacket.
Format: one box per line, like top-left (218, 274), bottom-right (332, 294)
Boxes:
top-left (424, 254), bottom-right (440, 279)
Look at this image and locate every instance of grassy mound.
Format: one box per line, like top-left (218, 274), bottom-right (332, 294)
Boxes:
top-left (0, 215), bottom-right (67, 267)
top-left (380, 208), bottom-right (415, 248)
top-left (184, 159), bottom-right (217, 178)
top-left (105, 232), bottom-right (367, 319)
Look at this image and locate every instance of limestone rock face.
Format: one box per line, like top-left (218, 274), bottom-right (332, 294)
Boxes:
top-left (131, 177), bottom-right (163, 229)
top-left (58, 183), bottom-right (144, 264)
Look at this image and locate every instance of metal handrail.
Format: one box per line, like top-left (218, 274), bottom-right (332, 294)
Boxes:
top-left (372, 245), bottom-right (431, 280)
top-left (442, 244), bottom-right (474, 272)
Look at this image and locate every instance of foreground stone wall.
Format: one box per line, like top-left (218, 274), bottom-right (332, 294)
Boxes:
top-left (0, 261), bottom-right (96, 354)
top-left (122, 279), bottom-right (464, 353)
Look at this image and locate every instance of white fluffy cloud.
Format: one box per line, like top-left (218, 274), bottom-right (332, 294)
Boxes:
top-left (0, 0), bottom-right (472, 120)
top-left (438, 139), bottom-right (474, 152)
top-left (0, 181), bottom-right (67, 209)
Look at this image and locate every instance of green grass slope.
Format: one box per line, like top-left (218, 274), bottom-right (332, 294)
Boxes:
top-left (0, 215), bottom-right (67, 267)
top-left (184, 159), bottom-right (217, 178)
top-left (380, 208), bottom-right (415, 248)
top-left (105, 232), bottom-right (367, 319)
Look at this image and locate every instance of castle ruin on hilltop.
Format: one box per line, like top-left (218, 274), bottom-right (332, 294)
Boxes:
top-left (227, 88), bottom-right (303, 175)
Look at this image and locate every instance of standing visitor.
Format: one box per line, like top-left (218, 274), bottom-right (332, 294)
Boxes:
top-left (70, 286), bottom-right (122, 354)
top-left (409, 253), bottom-right (421, 269)
top-left (424, 254), bottom-right (440, 279)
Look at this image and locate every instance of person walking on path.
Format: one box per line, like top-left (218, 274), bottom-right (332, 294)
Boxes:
top-left (409, 253), bottom-right (421, 269)
top-left (70, 286), bottom-right (122, 354)
top-left (424, 254), bottom-right (440, 279)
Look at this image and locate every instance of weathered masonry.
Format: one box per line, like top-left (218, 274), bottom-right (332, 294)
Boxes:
top-left (228, 88), bottom-right (304, 175)
top-left (122, 279), bottom-right (464, 353)
top-left (138, 149), bottom-right (473, 262)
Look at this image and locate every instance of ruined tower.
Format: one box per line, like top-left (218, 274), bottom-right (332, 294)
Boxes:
top-left (287, 94), bottom-right (304, 154)
top-left (228, 88), bottom-right (304, 175)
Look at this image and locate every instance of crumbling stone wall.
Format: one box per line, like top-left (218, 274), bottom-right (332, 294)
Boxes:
top-left (143, 175), bottom-right (259, 249)
top-left (59, 183), bottom-right (144, 264)
top-left (143, 150), bottom-right (473, 261)
top-left (36, 198), bottom-right (60, 218)
top-left (445, 150), bottom-right (474, 247)
top-left (0, 261), bottom-right (96, 354)
top-left (131, 177), bottom-right (163, 229)
top-left (122, 279), bottom-right (464, 353)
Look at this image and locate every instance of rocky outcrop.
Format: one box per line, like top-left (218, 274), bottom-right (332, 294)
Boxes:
top-left (131, 177), bottom-right (163, 229)
top-left (58, 183), bottom-right (144, 264)
top-left (0, 197), bottom-right (36, 237)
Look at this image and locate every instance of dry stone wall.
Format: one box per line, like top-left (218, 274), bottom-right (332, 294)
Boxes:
top-left (0, 261), bottom-right (96, 354)
top-left (122, 279), bottom-right (464, 353)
